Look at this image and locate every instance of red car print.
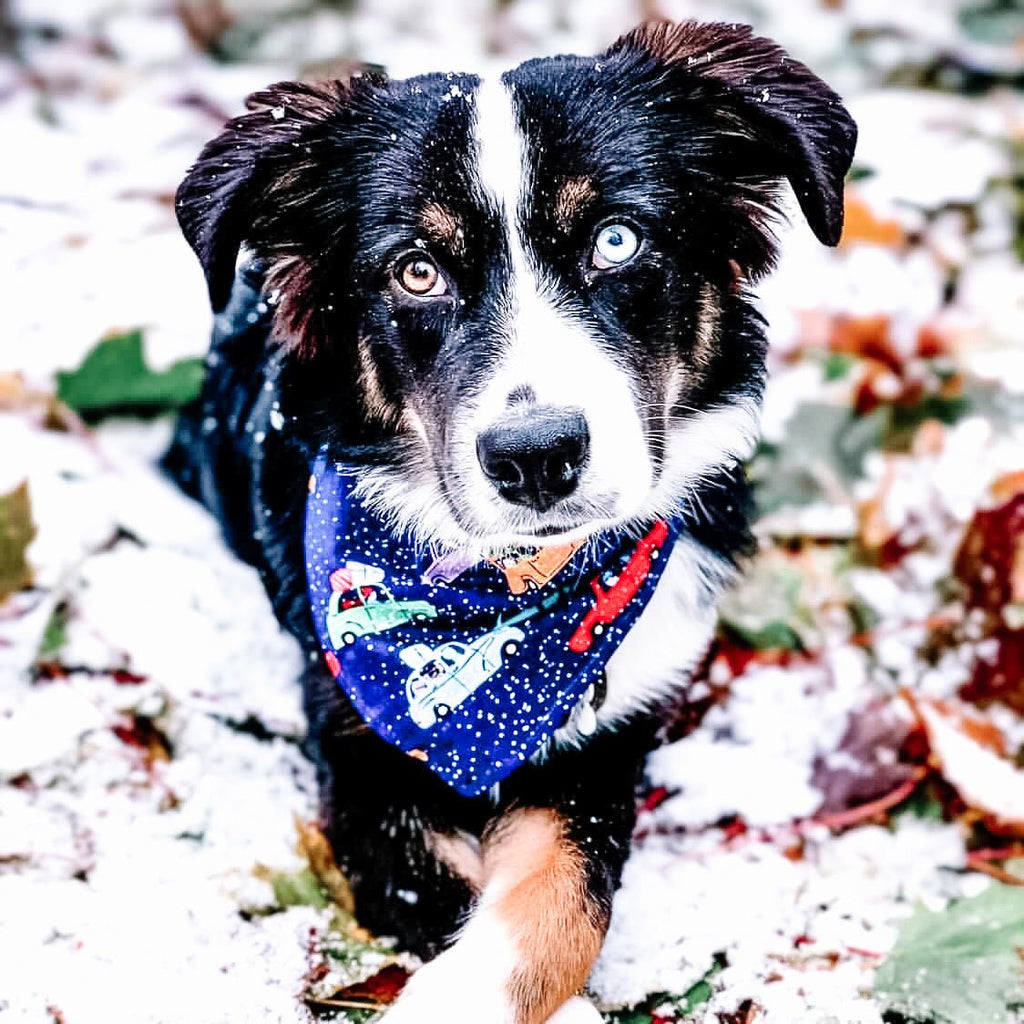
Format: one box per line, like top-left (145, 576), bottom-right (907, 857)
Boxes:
top-left (568, 520), bottom-right (669, 653)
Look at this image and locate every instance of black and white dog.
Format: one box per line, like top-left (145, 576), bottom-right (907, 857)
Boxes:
top-left (168, 20), bottom-right (855, 1024)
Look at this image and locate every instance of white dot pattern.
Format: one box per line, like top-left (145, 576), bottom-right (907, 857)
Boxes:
top-left (303, 448), bottom-right (680, 796)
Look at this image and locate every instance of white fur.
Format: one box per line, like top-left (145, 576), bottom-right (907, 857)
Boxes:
top-left (549, 538), bottom-right (734, 749)
top-left (547, 997), bottom-right (605, 1024)
top-left (382, 898), bottom-right (604, 1024)
top-left (647, 398), bottom-right (762, 518)
top-left (600, 538), bottom-right (732, 725)
top-left (382, 902), bottom-right (518, 1024)
top-left (456, 76), bottom-right (652, 540)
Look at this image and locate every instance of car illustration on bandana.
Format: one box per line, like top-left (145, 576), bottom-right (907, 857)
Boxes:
top-left (568, 520), bottom-right (669, 653)
top-left (487, 539), bottom-right (584, 595)
top-left (401, 625), bottom-right (526, 729)
top-left (325, 583), bottom-right (438, 648)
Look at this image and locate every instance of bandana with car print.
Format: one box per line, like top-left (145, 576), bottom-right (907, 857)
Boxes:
top-left (304, 449), bottom-right (681, 797)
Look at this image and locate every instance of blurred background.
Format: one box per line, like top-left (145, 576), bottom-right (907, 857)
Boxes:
top-left (2, 3), bottom-right (1024, 1024)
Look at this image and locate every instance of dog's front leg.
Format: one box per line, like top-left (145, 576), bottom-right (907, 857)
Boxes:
top-left (384, 806), bottom-right (606, 1024)
top-left (384, 728), bottom-right (651, 1024)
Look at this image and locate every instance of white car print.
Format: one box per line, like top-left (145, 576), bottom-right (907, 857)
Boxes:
top-left (402, 625), bottom-right (526, 729)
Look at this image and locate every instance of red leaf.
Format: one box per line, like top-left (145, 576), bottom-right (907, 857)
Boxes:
top-left (954, 491), bottom-right (1024, 613)
top-left (960, 626), bottom-right (1024, 715)
top-left (331, 964), bottom-right (409, 1006)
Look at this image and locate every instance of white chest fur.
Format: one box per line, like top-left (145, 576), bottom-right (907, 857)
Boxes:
top-left (553, 538), bottom-right (735, 747)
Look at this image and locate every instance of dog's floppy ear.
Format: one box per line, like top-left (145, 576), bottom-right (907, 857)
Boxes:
top-left (176, 79), bottom-right (354, 313)
top-left (608, 20), bottom-right (856, 249)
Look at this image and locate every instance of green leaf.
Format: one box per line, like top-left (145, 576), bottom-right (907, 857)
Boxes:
top-left (603, 957), bottom-right (724, 1021)
top-left (958, 2), bottom-right (1024, 47)
top-left (748, 403), bottom-right (885, 517)
top-left (56, 331), bottom-right (204, 422)
top-left (268, 867), bottom-right (329, 911)
top-left (0, 481), bottom-right (36, 599)
top-left (873, 882), bottom-right (1024, 1024)
top-left (822, 351), bottom-right (857, 382)
top-left (35, 600), bottom-right (69, 664)
top-left (719, 564), bottom-right (806, 650)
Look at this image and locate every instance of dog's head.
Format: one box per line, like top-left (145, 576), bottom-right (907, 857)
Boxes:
top-left (177, 21), bottom-right (855, 552)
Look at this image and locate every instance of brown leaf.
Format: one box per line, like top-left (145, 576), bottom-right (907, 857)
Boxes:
top-left (839, 191), bottom-right (906, 249)
top-left (828, 315), bottom-right (900, 373)
top-left (330, 963), bottom-right (409, 1007)
top-left (0, 481), bottom-right (37, 600)
top-left (907, 694), bottom-right (1024, 833)
top-left (294, 816), bottom-right (356, 915)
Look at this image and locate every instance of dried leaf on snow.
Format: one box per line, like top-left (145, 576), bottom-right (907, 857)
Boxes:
top-left (0, 481), bottom-right (36, 600)
top-left (909, 695), bottom-right (1024, 831)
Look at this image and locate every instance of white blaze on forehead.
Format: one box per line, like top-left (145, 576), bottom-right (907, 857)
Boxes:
top-left (473, 74), bottom-right (526, 226)
top-left (468, 76), bottom-right (652, 522)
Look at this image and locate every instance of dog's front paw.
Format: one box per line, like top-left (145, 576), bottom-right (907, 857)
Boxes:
top-left (546, 996), bottom-right (604, 1024)
top-left (381, 922), bottom-right (517, 1024)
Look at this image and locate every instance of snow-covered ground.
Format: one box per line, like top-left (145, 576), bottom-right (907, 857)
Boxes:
top-left (3, 2), bottom-right (1024, 1022)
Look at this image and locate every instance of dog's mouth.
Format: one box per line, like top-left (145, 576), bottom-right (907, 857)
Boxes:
top-left (444, 470), bottom-right (642, 551)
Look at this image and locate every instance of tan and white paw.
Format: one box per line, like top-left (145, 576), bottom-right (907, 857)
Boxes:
top-left (546, 995), bottom-right (604, 1024)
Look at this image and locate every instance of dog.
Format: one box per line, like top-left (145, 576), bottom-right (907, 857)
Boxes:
top-left (167, 19), bottom-right (855, 1024)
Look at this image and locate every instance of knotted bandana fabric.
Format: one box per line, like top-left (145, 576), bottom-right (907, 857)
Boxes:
top-left (304, 449), bottom-right (680, 796)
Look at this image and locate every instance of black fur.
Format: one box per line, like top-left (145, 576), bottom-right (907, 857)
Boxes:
top-left (167, 18), bottom-right (855, 979)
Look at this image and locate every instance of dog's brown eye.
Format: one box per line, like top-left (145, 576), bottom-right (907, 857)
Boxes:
top-left (397, 256), bottom-right (448, 297)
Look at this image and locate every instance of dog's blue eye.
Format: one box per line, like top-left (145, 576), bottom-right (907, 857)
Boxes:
top-left (592, 223), bottom-right (640, 270)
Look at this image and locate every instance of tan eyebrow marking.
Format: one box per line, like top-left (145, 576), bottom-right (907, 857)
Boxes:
top-left (420, 201), bottom-right (466, 254)
top-left (554, 176), bottom-right (597, 233)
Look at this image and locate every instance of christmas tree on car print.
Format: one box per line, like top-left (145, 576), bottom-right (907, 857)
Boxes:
top-left (568, 520), bottom-right (668, 653)
top-left (400, 624), bottom-right (526, 729)
top-left (325, 561), bottom-right (438, 648)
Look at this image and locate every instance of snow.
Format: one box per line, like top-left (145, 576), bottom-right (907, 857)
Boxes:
top-left (2, 1), bottom-right (1024, 1023)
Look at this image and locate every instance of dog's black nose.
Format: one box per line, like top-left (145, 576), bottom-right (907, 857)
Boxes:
top-left (476, 407), bottom-right (589, 511)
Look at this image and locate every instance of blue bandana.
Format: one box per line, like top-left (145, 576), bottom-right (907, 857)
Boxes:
top-left (304, 449), bottom-right (680, 797)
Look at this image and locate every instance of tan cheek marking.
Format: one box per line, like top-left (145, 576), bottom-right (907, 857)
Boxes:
top-left (356, 336), bottom-right (402, 428)
top-left (421, 201), bottom-right (466, 255)
top-left (554, 177), bottom-right (596, 234)
top-left (484, 808), bottom-right (605, 1024)
top-left (692, 280), bottom-right (721, 372)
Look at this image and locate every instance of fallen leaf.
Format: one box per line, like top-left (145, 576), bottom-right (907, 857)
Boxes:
top-left (909, 695), bottom-right (1024, 831)
top-left (257, 866), bottom-right (329, 912)
top-left (960, 625), bottom-right (1024, 714)
top-left (111, 713), bottom-right (172, 765)
top-left (0, 481), bottom-right (37, 600)
top-left (604, 957), bottom-right (724, 1023)
top-left (56, 330), bottom-right (204, 422)
top-left (839, 191), bottom-right (906, 249)
top-left (954, 491), bottom-right (1024, 613)
top-left (748, 402), bottom-right (884, 516)
top-left (327, 963), bottom-right (410, 1007)
top-left (294, 816), bottom-right (356, 915)
top-left (873, 880), bottom-right (1024, 1024)
top-left (718, 562), bottom-right (806, 650)
top-left (811, 698), bottom-right (915, 816)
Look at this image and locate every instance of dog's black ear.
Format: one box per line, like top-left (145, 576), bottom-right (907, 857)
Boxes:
top-left (608, 20), bottom-right (857, 248)
top-left (176, 79), bottom-right (354, 312)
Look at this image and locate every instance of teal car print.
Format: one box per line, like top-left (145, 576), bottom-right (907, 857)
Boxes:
top-left (325, 584), bottom-right (438, 648)
top-left (401, 625), bottom-right (526, 729)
